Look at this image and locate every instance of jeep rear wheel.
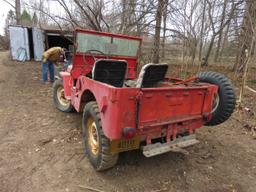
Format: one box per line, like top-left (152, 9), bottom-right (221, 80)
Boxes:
top-left (197, 71), bottom-right (236, 126)
top-left (53, 79), bottom-right (74, 112)
top-left (82, 101), bottom-right (118, 171)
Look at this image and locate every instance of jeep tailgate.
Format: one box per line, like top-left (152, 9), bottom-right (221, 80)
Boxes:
top-left (138, 85), bottom-right (217, 128)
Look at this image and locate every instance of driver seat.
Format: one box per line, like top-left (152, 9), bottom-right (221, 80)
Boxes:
top-left (92, 59), bottom-right (127, 87)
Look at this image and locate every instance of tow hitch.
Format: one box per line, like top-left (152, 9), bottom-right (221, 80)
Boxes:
top-left (142, 134), bottom-right (199, 157)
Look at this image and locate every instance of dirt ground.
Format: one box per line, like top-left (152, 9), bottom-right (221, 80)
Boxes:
top-left (0, 51), bottom-right (256, 192)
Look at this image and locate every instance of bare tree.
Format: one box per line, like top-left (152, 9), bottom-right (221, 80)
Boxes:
top-left (234, 0), bottom-right (256, 73)
top-left (116, 0), bottom-right (155, 35)
top-left (198, 0), bottom-right (207, 62)
top-left (161, 0), bottom-right (169, 59)
top-left (2, 0), bottom-right (21, 24)
top-left (214, 0), bottom-right (228, 62)
top-left (3, 0), bottom-right (251, 73)
top-left (73, 0), bottom-right (104, 31)
top-left (56, 0), bottom-right (81, 28)
top-left (15, 0), bottom-right (21, 25)
top-left (152, 0), bottom-right (164, 63)
top-left (202, 0), bottom-right (242, 66)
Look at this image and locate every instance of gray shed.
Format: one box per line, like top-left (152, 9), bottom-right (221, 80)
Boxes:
top-left (9, 25), bottom-right (73, 61)
top-left (9, 25), bottom-right (44, 61)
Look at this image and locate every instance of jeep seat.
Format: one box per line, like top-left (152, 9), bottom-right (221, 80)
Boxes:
top-left (136, 63), bottom-right (168, 88)
top-left (92, 59), bottom-right (127, 87)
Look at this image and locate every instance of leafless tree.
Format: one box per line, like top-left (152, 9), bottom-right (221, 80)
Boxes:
top-left (234, 0), bottom-right (256, 73)
top-left (161, 0), bottom-right (169, 59)
top-left (15, 0), bottom-right (21, 24)
top-left (198, 0), bottom-right (207, 62)
top-left (2, 0), bottom-right (255, 74)
top-left (152, 0), bottom-right (164, 63)
top-left (117, 0), bottom-right (155, 35)
top-left (2, 0), bottom-right (21, 24)
top-left (214, 0), bottom-right (228, 62)
top-left (202, 0), bottom-right (242, 66)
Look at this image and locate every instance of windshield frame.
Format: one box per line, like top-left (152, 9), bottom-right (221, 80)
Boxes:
top-left (75, 29), bottom-right (142, 58)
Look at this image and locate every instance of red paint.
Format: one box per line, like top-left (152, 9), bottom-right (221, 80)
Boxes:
top-left (61, 28), bottom-right (218, 141)
top-left (71, 28), bottom-right (141, 80)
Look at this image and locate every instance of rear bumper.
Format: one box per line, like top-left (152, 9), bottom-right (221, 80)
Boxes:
top-left (143, 134), bottom-right (199, 157)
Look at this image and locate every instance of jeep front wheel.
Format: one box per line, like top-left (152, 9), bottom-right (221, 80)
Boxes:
top-left (53, 79), bottom-right (74, 112)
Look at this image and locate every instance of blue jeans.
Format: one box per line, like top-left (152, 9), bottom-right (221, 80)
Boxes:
top-left (42, 60), bottom-right (54, 82)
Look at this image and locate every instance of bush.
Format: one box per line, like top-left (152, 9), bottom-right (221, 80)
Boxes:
top-left (0, 35), bottom-right (9, 50)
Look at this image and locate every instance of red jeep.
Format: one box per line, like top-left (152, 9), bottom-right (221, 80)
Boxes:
top-left (53, 29), bottom-right (236, 171)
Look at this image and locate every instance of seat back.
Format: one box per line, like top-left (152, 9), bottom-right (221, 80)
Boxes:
top-left (136, 63), bottom-right (168, 88)
top-left (92, 59), bottom-right (127, 87)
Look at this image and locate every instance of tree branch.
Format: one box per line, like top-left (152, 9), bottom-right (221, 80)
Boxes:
top-left (1, 0), bottom-right (15, 9)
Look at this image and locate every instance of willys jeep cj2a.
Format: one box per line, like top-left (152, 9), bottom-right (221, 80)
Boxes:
top-left (53, 28), bottom-right (236, 171)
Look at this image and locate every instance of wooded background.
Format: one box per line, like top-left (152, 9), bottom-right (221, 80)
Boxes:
top-left (1, 0), bottom-right (256, 77)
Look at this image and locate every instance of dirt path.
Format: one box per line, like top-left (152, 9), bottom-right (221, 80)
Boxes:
top-left (0, 51), bottom-right (256, 192)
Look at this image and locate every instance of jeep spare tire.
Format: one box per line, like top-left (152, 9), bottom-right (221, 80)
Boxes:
top-left (197, 71), bottom-right (236, 126)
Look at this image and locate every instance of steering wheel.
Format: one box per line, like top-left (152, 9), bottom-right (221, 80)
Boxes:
top-left (82, 49), bottom-right (106, 69)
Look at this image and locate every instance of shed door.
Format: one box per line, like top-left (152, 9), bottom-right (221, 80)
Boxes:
top-left (32, 28), bottom-right (44, 61)
top-left (9, 26), bottom-right (30, 61)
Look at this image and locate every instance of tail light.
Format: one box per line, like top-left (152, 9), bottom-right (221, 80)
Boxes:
top-left (122, 127), bottom-right (136, 139)
top-left (203, 113), bottom-right (212, 122)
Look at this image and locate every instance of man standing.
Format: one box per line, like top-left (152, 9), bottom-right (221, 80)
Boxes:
top-left (42, 47), bottom-right (64, 83)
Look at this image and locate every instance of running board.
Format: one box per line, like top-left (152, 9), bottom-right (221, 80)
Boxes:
top-left (142, 134), bottom-right (199, 157)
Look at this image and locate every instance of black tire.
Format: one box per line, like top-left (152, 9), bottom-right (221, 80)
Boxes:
top-left (197, 71), bottom-right (236, 126)
top-left (53, 79), bottom-right (74, 112)
top-left (82, 101), bottom-right (118, 171)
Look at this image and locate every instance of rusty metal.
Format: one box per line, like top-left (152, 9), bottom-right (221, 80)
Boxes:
top-left (110, 136), bottom-right (140, 153)
top-left (87, 116), bottom-right (99, 155)
top-left (56, 86), bottom-right (69, 106)
top-left (57, 28), bottom-right (218, 155)
top-left (142, 134), bottom-right (199, 157)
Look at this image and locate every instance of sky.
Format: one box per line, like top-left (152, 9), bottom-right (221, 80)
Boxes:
top-left (0, 0), bottom-right (64, 35)
top-left (0, 0), bottom-right (14, 35)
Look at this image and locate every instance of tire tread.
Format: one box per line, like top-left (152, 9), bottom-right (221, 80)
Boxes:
top-left (82, 101), bottom-right (118, 171)
top-left (197, 71), bottom-right (236, 126)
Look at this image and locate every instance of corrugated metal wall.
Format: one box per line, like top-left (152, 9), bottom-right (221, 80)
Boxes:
top-left (9, 26), bottom-right (45, 61)
top-left (32, 28), bottom-right (44, 61)
top-left (9, 26), bottom-right (30, 61)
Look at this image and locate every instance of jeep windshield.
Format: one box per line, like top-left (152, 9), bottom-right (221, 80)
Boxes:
top-left (76, 32), bottom-right (140, 57)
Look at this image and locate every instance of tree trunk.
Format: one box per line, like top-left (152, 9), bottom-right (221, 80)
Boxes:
top-left (152, 0), bottom-right (163, 64)
top-left (15, 0), bottom-right (21, 25)
top-left (119, 0), bottom-right (127, 33)
top-left (202, 35), bottom-right (215, 66)
top-left (214, 0), bottom-right (227, 62)
top-left (198, 0), bottom-right (206, 61)
top-left (191, 39), bottom-right (197, 66)
top-left (219, 21), bottom-right (230, 60)
top-left (161, 0), bottom-right (168, 59)
top-left (233, 1), bottom-right (256, 72)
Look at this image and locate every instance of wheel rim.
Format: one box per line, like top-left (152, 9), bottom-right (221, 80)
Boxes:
top-left (56, 86), bottom-right (69, 106)
top-left (212, 93), bottom-right (220, 113)
top-left (87, 117), bottom-right (99, 155)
